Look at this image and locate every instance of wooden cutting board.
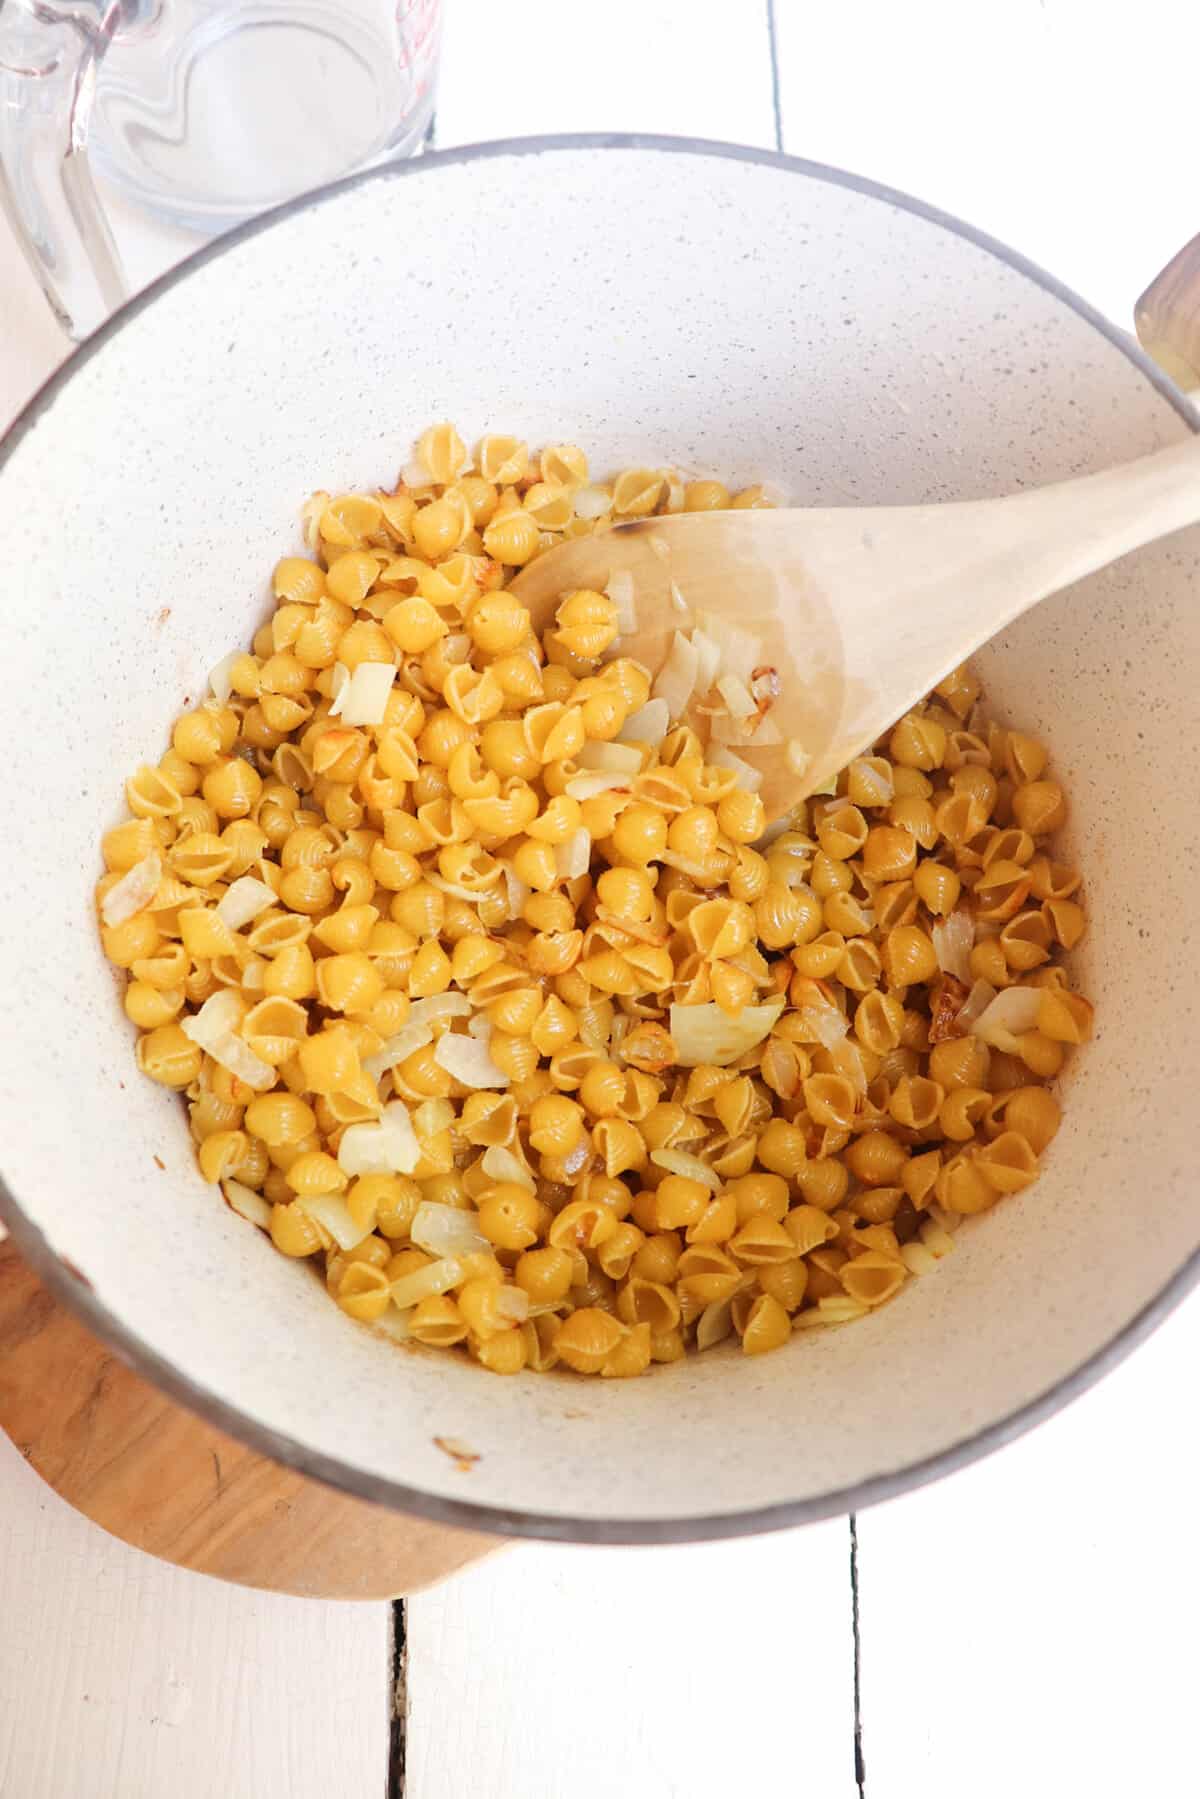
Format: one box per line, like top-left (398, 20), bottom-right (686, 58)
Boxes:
top-left (0, 1239), bottom-right (501, 1599)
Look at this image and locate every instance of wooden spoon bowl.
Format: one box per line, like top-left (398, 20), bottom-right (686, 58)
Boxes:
top-left (514, 437), bottom-right (1200, 817)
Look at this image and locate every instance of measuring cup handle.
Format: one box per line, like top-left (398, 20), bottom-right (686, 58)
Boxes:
top-left (0, 2), bottom-right (129, 340)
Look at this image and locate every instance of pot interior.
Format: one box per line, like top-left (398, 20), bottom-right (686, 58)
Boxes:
top-left (1, 141), bottom-right (1196, 1538)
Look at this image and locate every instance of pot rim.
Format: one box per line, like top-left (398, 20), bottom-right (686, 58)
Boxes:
top-left (2, 131), bottom-right (1196, 1546)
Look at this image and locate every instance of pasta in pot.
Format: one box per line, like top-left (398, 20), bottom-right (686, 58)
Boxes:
top-left (97, 426), bottom-right (1093, 1376)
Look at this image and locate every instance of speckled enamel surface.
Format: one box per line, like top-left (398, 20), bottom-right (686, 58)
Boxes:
top-left (1, 141), bottom-right (1197, 1539)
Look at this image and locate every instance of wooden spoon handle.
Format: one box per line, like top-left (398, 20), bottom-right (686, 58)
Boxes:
top-left (712, 433), bottom-right (1200, 783)
top-left (955, 433), bottom-right (1200, 627)
top-left (1136, 233), bottom-right (1200, 390)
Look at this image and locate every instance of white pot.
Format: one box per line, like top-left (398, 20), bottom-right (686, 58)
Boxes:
top-left (1, 137), bottom-right (1195, 1543)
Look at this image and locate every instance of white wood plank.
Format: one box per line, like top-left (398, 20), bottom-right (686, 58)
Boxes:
top-left (855, 1282), bottom-right (1200, 1797)
top-left (772, 0), bottom-right (1200, 327)
top-left (406, 1527), bottom-right (858, 1799)
top-left (0, 1433), bottom-right (391, 1799)
top-left (435, 0), bottom-right (775, 148)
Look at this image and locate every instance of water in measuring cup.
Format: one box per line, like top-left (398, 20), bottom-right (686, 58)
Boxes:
top-left (89, 0), bottom-right (438, 232)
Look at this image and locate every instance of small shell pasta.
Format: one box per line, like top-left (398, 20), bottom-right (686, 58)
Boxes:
top-left (99, 424), bottom-right (1091, 1377)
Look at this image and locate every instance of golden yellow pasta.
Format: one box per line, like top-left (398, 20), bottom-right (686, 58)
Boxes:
top-left (98, 425), bottom-right (1093, 1376)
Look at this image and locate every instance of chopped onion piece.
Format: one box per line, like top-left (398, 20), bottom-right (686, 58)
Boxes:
top-left (390, 1256), bottom-right (464, 1310)
top-left (716, 673), bottom-right (757, 719)
top-left (503, 864), bottom-right (530, 921)
top-left (408, 994), bottom-right (472, 1031)
top-left (617, 698), bottom-right (670, 744)
top-left (467, 1011), bottom-right (493, 1041)
top-left (222, 1178), bottom-right (272, 1229)
top-left (556, 828), bottom-right (592, 881)
top-left (208, 650), bottom-right (240, 705)
top-left (561, 1141), bottom-right (591, 1178)
top-left (669, 581), bottom-right (689, 615)
top-left (932, 909), bottom-right (975, 984)
top-left (495, 1287), bottom-right (530, 1325)
top-left (691, 628), bottom-right (722, 695)
top-left (604, 569), bottom-right (638, 634)
top-left (209, 1031), bottom-right (275, 1090)
top-left (362, 1023), bottom-right (434, 1082)
top-left (374, 1307), bottom-right (414, 1342)
top-left (709, 708), bottom-right (772, 747)
top-left (575, 485), bottom-right (613, 521)
top-left (216, 875), bottom-right (277, 931)
top-left (652, 631), bottom-right (700, 721)
top-left (578, 740), bottom-right (643, 773)
top-left (956, 979), bottom-right (997, 1032)
top-left (707, 746), bottom-right (763, 792)
top-left (338, 1101), bottom-right (421, 1176)
top-left (650, 1149), bottom-right (722, 1190)
top-left (295, 1191), bottom-right (368, 1251)
top-left (970, 986), bottom-right (1042, 1052)
top-left (669, 998), bottom-right (785, 1067)
top-left (328, 661), bottom-right (351, 711)
top-left (697, 1297), bottom-right (735, 1351)
top-left (381, 1099), bottom-right (425, 1161)
top-left (564, 771), bottom-right (633, 801)
top-left (750, 668), bottom-right (781, 708)
top-left (331, 660), bottom-right (397, 726)
top-left (664, 471), bottom-right (685, 513)
top-left (793, 999), bottom-right (849, 1052)
top-left (694, 610), bottom-right (763, 686)
top-left (412, 1202), bottom-right (491, 1259)
top-left (482, 1145), bottom-right (536, 1190)
top-left (181, 988), bottom-right (244, 1049)
top-left (434, 1032), bottom-right (507, 1088)
top-left (101, 852), bottom-right (162, 927)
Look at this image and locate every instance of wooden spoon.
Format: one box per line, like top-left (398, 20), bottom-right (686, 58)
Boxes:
top-left (511, 438), bottom-right (1200, 818)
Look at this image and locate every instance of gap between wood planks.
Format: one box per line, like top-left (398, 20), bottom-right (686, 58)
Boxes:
top-left (851, 1515), bottom-right (866, 1797)
top-left (389, 1601), bottom-right (407, 1799)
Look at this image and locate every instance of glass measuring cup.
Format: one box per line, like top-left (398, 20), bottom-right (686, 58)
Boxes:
top-left (0, 0), bottom-right (441, 339)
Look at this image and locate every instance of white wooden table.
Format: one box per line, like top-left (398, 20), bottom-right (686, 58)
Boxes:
top-left (3, 5), bottom-right (1199, 1793)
